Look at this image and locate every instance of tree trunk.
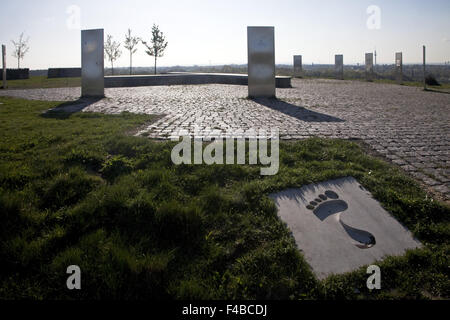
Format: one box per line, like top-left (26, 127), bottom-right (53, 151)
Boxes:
top-left (154, 56), bottom-right (157, 75)
top-left (17, 58), bottom-right (20, 69)
top-left (130, 50), bottom-right (132, 75)
top-left (111, 60), bottom-right (114, 76)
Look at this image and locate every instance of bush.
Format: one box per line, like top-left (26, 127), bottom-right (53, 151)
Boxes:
top-left (425, 74), bottom-right (440, 86)
top-left (100, 155), bottom-right (134, 181)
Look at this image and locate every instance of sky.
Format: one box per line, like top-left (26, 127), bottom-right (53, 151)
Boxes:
top-left (1, 0), bottom-right (449, 69)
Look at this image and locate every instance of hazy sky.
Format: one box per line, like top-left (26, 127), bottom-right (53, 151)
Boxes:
top-left (1, 0), bottom-right (449, 69)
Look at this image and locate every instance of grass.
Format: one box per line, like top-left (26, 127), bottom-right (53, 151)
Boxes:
top-left (1, 76), bottom-right (80, 89)
top-left (371, 78), bottom-right (450, 91)
top-left (0, 96), bottom-right (449, 300)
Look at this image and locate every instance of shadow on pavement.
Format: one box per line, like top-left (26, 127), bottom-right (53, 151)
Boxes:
top-left (252, 98), bottom-right (345, 123)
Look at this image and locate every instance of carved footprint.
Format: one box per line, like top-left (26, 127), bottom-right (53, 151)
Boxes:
top-left (306, 190), bottom-right (376, 249)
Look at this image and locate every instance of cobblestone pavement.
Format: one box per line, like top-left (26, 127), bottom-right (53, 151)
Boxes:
top-left (1, 78), bottom-right (449, 199)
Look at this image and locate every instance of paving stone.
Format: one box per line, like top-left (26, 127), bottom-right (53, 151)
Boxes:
top-left (1, 78), bottom-right (449, 199)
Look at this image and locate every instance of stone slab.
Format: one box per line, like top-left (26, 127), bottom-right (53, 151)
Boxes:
top-left (247, 26), bottom-right (276, 98)
top-left (105, 72), bottom-right (291, 88)
top-left (81, 29), bottom-right (104, 97)
top-left (5, 68), bottom-right (29, 80)
top-left (269, 176), bottom-right (421, 279)
top-left (48, 68), bottom-right (81, 78)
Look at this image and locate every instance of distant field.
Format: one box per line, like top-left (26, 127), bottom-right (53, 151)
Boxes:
top-left (370, 79), bottom-right (450, 92)
top-left (2, 74), bottom-right (449, 92)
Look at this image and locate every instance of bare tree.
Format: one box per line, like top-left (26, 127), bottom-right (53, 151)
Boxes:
top-left (11, 33), bottom-right (30, 69)
top-left (141, 24), bottom-right (168, 75)
top-left (104, 35), bottom-right (122, 75)
top-left (124, 29), bottom-right (139, 75)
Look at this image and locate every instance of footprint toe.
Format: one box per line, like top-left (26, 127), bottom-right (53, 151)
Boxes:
top-left (318, 194), bottom-right (327, 200)
top-left (324, 190), bottom-right (339, 199)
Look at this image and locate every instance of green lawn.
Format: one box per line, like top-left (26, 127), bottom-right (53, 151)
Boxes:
top-left (0, 96), bottom-right (448, 299)
top-left (1, 76), bottom-right (81, 89)
top-left (372, 79), bottom-right (450, 91)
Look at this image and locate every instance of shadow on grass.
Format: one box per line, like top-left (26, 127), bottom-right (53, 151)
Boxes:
top-left (41, 97), bottom-right (103, 119)
top-left (252, 97), bottom-right (345, 123)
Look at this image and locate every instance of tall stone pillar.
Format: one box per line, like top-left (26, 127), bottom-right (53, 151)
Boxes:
top-left (81, 29), bottom-right (104, 97)
top-left (247, 26), bottom-right (275, 98)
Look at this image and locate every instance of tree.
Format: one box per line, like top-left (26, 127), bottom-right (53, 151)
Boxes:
top-left (141, 24), bottom-right (168, 75)
top-left (124, 29), bottom-right (139, 75)
top-left (104, 35), bottom-right (122, 75)
top-left (11, 33), bottom-right (30, 69)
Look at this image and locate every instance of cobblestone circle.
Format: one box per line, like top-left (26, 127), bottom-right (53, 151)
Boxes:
top-left (1, 78), bottom-right (449, 199)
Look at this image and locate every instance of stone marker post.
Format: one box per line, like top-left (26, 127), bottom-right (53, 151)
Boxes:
top-left (395, 52), bottom-right (403, 84)
top-left (335, 55), bottom-right (343, 80)
top-left (81, 29), bottom-right (104, 98)
top-left (423, 45), bottom-right (426, 90)
top-left (365, 53), bottom-right (374, 81)
top-left (2, 45), bottom-right (6, 89)
top-left (247, 26), bottom-right (276, 98)
top-left (293, 55), bottom-right (302, 78)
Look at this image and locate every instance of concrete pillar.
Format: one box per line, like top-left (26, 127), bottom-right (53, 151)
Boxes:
top-left (395, 52), bottom-right (403, 84)
top-left (293, 55), bottom-right (302, 78)
top-left (335, 54), bottom-right (343, 80)
top-left (247, 26), bottom-right (275, 98)
top-left (81, 29), bottom-right (104, 97)
top-left (2, 45), bottom-right (6, 89)
top-left (365, 53), bottom-right (374, 81)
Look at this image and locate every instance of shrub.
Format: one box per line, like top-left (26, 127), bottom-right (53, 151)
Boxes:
top-left (425, 74), bottom-right (440, 86)
top-left (100, 155), bottom-right (133, 180)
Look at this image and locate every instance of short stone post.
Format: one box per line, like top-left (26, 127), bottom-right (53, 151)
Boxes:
top-left (293, 55), bottom-right (302, 78)
top-left (395, 52), bottom-right (403, 84)
top-left (423, 45), bottom-right (426, 90)
top-left (365, 53), bottom-right (374, 81)
top-left (335, 54), bottom-right (343, 80)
